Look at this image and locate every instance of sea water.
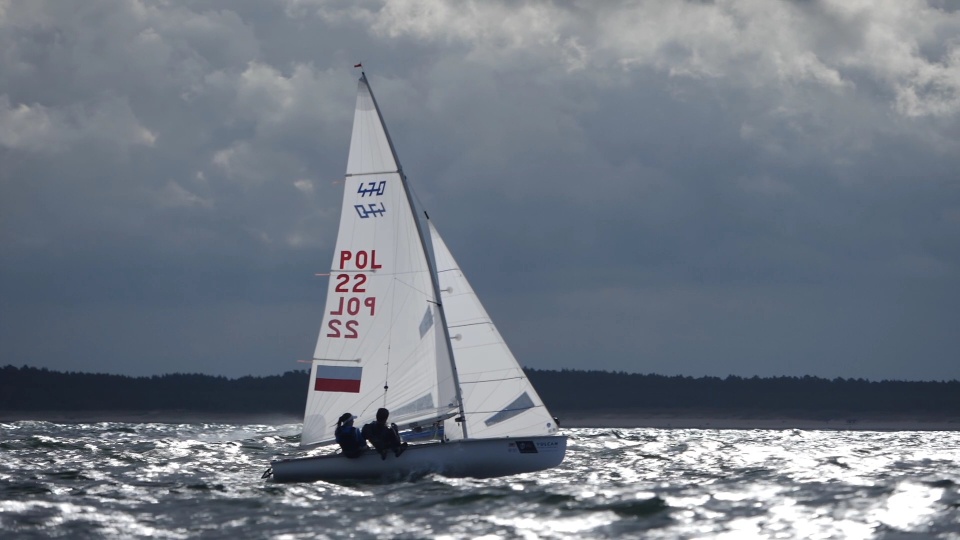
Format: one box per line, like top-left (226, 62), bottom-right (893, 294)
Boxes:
top-left (1, 422), bottom-right (958, 538)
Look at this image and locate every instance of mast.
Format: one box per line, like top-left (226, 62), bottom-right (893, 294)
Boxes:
top-left (358, 72), bottom-right (470, 439)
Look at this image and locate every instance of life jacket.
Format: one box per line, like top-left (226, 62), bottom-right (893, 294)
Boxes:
top-left (362, 421), bottom-right (400, 450)
top-left (335, 425), bottom-right (366, 458)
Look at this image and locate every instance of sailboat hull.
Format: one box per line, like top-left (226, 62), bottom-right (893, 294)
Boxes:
top-left (269, 435), bottom-right (566, 482)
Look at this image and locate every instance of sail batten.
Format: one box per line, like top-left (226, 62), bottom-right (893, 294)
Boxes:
top-left (346, 170), bottom-right (400, 177)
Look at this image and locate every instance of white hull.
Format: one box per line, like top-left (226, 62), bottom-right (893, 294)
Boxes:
top-left (269, 435), bottom-right (566, 483)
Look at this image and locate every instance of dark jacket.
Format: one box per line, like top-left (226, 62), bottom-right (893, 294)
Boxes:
top-left (335, 424), bottom-right (367, 458)
top-left (361, 421), bottom-right (401, 451)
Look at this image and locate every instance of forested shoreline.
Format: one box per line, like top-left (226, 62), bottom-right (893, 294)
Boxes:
top-left (3, 365), bottom-right (959, 418)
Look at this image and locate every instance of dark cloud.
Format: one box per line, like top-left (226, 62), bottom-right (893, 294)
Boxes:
top-left (1, 1), bottom-right (958, 380)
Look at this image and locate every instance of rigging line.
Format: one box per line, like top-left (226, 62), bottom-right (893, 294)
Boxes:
top-left (409, 182), bottom-right (429, 223)
top-left (356, 173), bottom-right (393, 408)
top-left (447, 321), bottom-right (491, 329)
top-left (465, 404), bottom-right (546, 416)
top-left (459, 376), bottom-right (526, 384)
top-left (391, 274), bottom-right (435, 299)
top-left (465, 368), bottom-right (530, 414)
top-left (381, 343), bottom-right (391, 408)
top-left (339, 269), bottom-right (432, 277)
top-left (356, 393), bottom-right (386, 423)
top-left (449, 342), bottom-right (506, 352)
top-left (345, 170), bottom-right (399, 177)
top-left (382, 273), bottom-right (398, 410)
top-left (381, 203), bottom-right (423, 407)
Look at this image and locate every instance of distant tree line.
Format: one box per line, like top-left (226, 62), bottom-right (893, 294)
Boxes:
top-left (2, 365), bottom-right (958, 416)
top-left (526, 369), bottom-right (960, 416)
top-left (0, 366), bottom-right (306, 414)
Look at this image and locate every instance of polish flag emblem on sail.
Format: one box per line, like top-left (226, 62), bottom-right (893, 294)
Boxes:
top-left (314, 365), bottom-right (362, 393)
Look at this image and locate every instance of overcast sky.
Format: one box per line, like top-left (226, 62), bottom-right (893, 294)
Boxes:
top-left (2, 0), bottom-right (958, 381)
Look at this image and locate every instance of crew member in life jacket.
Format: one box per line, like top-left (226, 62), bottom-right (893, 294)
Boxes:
top-left (361, 408), bottom-right (408, 460)
top-left (334, 412), bottom-right (368, 458)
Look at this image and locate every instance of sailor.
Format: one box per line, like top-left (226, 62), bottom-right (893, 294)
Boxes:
top-left (334, 412), bottom-right (368, 458)
top-left (361, 408), bottom-right (408, 460)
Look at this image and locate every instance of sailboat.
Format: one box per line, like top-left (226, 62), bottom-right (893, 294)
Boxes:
top-left (267, 71), bottom-right (566, 482)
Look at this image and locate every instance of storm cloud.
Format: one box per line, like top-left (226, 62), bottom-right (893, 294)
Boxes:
top-left (1, 0), bottom-right (958, 380)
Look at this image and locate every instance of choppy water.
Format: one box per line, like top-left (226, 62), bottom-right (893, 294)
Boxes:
top-left (1, 422), bottom-right (958, 539)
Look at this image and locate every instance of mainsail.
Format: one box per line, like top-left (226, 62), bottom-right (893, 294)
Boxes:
top-left (301, 76), bottom-right (459, 447)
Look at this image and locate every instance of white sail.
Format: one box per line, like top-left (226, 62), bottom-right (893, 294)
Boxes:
top-left (430, 222), bottom-right (559, 440)
top-left (269, 71), bottom-right (566, 482)
top-left (301, 77), bottom-right (459, 447)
